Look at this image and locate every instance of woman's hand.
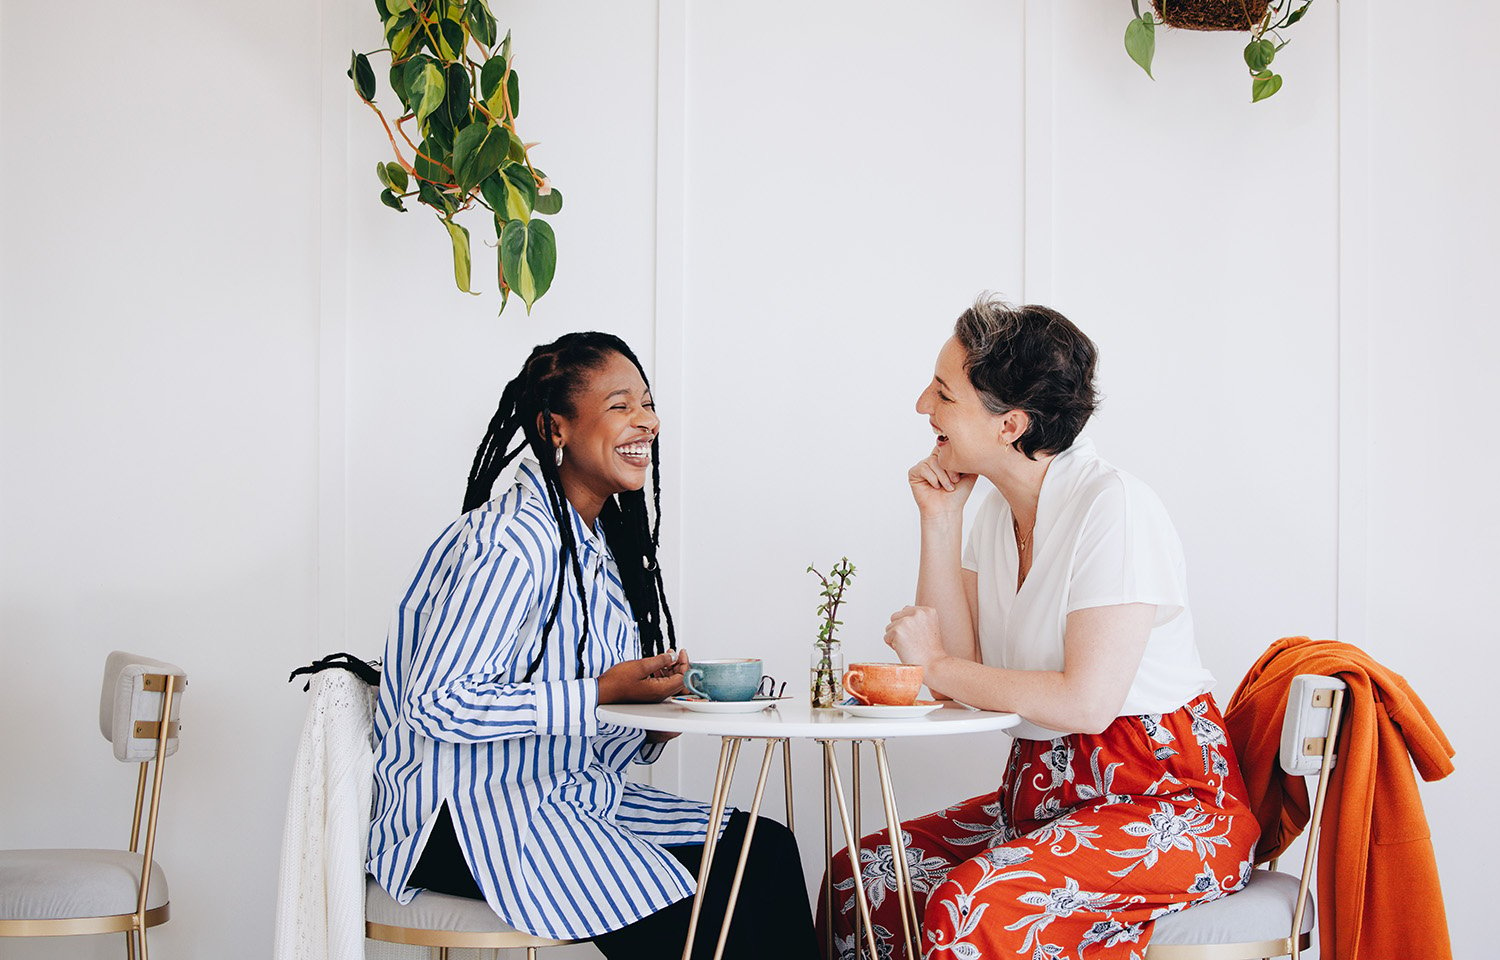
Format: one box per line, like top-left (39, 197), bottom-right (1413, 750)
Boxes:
top-left (884, 605), bottom-right (947, 668)
top-left (908, 452), bottom-right (977, 519)
top-left (598, 651), bottom-right (686, 704)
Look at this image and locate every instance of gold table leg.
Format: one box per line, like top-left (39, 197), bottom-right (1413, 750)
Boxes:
top-left (823, 740), bottom-right (881, 960)
top-left (682, 737), bottom-right (741, 960)
top-left (783, 737), bottom-right (796, 832)
top-left (823, 745), bottom-right (835, 960)
top-left (874, 739), bottom-right (921, 960)
top-left (710, 740), bottom-right (781, 960)
top-left (851, 741), bottom-right (863, 956)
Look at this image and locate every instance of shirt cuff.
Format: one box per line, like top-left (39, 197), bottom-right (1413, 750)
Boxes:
top-left (634, 738), bottom-right (668, 765)
top-left (534, 678), bottom-right (600, 737)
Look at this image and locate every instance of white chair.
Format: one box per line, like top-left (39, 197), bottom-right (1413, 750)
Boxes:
top-left (278, 661), bottom-right (578, 959)
top-left (0, 651), bottom-right (187, 960)
top-left (1147, 674), bottom-right (1347, 960)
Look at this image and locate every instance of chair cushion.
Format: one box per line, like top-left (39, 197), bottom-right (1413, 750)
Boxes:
top-left (0, 849), bottom-right (169, 920)
top-left (1151, 870), bottom-right (1315, 945)
top-left (365, 876), bottom-right (527, 934)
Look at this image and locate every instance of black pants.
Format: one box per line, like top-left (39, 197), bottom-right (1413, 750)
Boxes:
top-left (410, 805), bottom-right (820, 960)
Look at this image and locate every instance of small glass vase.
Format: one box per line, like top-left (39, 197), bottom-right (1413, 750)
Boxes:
top-left (809, 641), bottom-right (844, 709)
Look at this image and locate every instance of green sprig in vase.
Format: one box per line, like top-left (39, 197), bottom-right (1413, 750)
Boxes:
top-left (807, 558), bottom-right (856, 709)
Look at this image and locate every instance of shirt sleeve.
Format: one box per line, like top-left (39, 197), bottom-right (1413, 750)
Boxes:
top-left (961, 491), bottom-right (999, 573)
top-left (1065, 477), bottom-right (1188, 627)
top-left (402, 532), bottom-right (600, 743)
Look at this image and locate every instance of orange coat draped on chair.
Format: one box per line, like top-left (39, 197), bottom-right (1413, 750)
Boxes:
top-left (1224, 636), bottom-right (1455, 960)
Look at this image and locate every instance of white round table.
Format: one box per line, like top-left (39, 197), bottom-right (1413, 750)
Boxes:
top-left (598, 701), bottom-right (1019, 960)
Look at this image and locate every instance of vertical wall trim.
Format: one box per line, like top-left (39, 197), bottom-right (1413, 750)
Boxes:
top-left (317, 0), bottom-right (351, 650)
top-left (1022, 0), bottom-right (1055, 304)
top-left (652, 0), bottom-right (689, 796)
top-left (1336, 0), bottom-right (1371, 644)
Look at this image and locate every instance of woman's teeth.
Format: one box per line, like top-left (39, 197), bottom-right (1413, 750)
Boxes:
top-left (616, 441), bottom-right (652, 462)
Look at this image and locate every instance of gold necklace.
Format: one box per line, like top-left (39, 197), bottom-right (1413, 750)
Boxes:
top-left (1013, 517), bottom-right (1032, 553)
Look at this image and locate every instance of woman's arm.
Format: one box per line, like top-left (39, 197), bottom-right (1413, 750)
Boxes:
top-left (402, 537), bottom-right (682, 744)
top-left (909, 453), bottom-right (979, 660)
top-left (886, 602), bottom-right (1156, 734)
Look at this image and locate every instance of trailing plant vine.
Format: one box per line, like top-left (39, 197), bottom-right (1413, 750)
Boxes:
top-left (349, 0), bottom-right (561, 312)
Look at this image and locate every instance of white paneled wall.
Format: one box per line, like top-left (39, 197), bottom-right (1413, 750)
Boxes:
top-left (0, 2), bottom-right (1491, 958)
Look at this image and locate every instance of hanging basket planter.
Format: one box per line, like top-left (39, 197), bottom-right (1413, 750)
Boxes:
top-left (1150, 0), bottom-right (1270, 31)
top-left (1124, 0), bottom-right (1316, 101)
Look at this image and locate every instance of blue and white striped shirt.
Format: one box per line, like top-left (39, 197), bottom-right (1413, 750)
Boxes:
top-left (367, 460), bottom-right (726, 939)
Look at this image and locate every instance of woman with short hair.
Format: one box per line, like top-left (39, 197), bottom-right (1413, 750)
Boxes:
top-left (368, 332), bottom-right (818, 960)
top-left (823, 298), bottom-right (1259, 960)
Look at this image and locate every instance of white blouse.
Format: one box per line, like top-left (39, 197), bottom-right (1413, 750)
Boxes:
top-left (962, 438), bottom-right (1215, 740)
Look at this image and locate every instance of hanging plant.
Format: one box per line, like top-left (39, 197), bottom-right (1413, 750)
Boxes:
top-left (348, 0), bottom-right (561, 312)
top-left (1124, 0), bottom-right (1316, 103)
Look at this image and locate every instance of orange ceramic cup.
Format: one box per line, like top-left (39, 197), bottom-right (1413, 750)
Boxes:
top-left (842, 663), bottom-right (924, 706)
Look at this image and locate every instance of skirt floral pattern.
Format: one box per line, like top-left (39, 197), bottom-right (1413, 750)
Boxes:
top-left (821, 695), bottom-right (1258, 960)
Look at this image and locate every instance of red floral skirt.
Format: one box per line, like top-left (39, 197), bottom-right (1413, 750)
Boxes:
top-left (821, 694), bottom-right (1259, 960)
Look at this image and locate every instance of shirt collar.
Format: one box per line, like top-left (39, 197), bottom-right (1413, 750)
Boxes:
top-left (515, 459), bottom-right (608, 558)
top-left (1032, 436), bottom-right (1097, 547)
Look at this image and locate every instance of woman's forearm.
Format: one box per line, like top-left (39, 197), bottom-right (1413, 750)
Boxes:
top-left (915, 514), bottom-right (977, 660)
top-left (923, 656), bottom-right (1115, 735)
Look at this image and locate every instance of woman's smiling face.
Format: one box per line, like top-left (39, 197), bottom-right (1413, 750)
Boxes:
top-left (553, 351), bottom-right (660, 501)
top-left (915, 336), bottom-right (1003, 473)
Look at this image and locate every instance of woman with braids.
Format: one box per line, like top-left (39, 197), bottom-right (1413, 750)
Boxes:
top-left (822, 298), bottom-right (1257, 960)
top-left (367, 332), bottom-right (818, 959)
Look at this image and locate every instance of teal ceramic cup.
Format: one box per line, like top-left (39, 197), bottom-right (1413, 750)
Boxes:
top-left (683, 658), bottom-right (770, 701)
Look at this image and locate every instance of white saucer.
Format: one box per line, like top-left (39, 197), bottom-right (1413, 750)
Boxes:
top-left (837, 701), bottom-right (943, 719)
top-left (669, 695), bottom-right (787, 714)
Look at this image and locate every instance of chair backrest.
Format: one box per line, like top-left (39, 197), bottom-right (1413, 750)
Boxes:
top-left (1278, 674), bottom-right (1346, 777)
top-left (1275, 673), bottom-right (1347, 957)
top-left (98, 651), bottom-right (187, 762)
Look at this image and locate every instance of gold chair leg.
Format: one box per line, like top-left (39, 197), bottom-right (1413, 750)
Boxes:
top-left (139, 925), bottom-right (150, 960)
top-left (123, 928), bottom-right (137, 960)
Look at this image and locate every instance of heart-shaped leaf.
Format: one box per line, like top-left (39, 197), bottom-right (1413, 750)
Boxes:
top-left (480, 56), bottom-right (507, 101)
top-left (437, 18), bottom-right (465, 60)
top-left (385, 162), bottom-right (409, 193)
top-left (452, 122), bottom-right (489, 193)
top-left (1244, 39), bottom-right (1276, 72)
top-left (1124, 15), bottom-right (1155, 79)
top-left (466, 0), bottom-right (497, 48)
top-left (534, 186), bottom-right (563, 216)
top-left (406, 59), bottom-right (445, 122)
top-left (1252, 72), bottom-right (1284, 102)
top-left (499, 217), bottom-right (556, 312)
top-left (440, 217), bottom-right (478, 294)
top-left (348, 51), bottom-right (376, 102)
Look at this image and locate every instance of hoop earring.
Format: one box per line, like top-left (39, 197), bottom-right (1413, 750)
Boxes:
top-left (555, 446), bottom-right (564, 467)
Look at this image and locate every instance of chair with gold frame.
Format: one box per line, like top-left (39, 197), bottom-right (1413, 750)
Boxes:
top-left (0, 651), bottom-right (186, 960)
top-left (1146, 673), bottom-right (1347, 960)
top-left (364, 876), bottom-right (579, 959)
